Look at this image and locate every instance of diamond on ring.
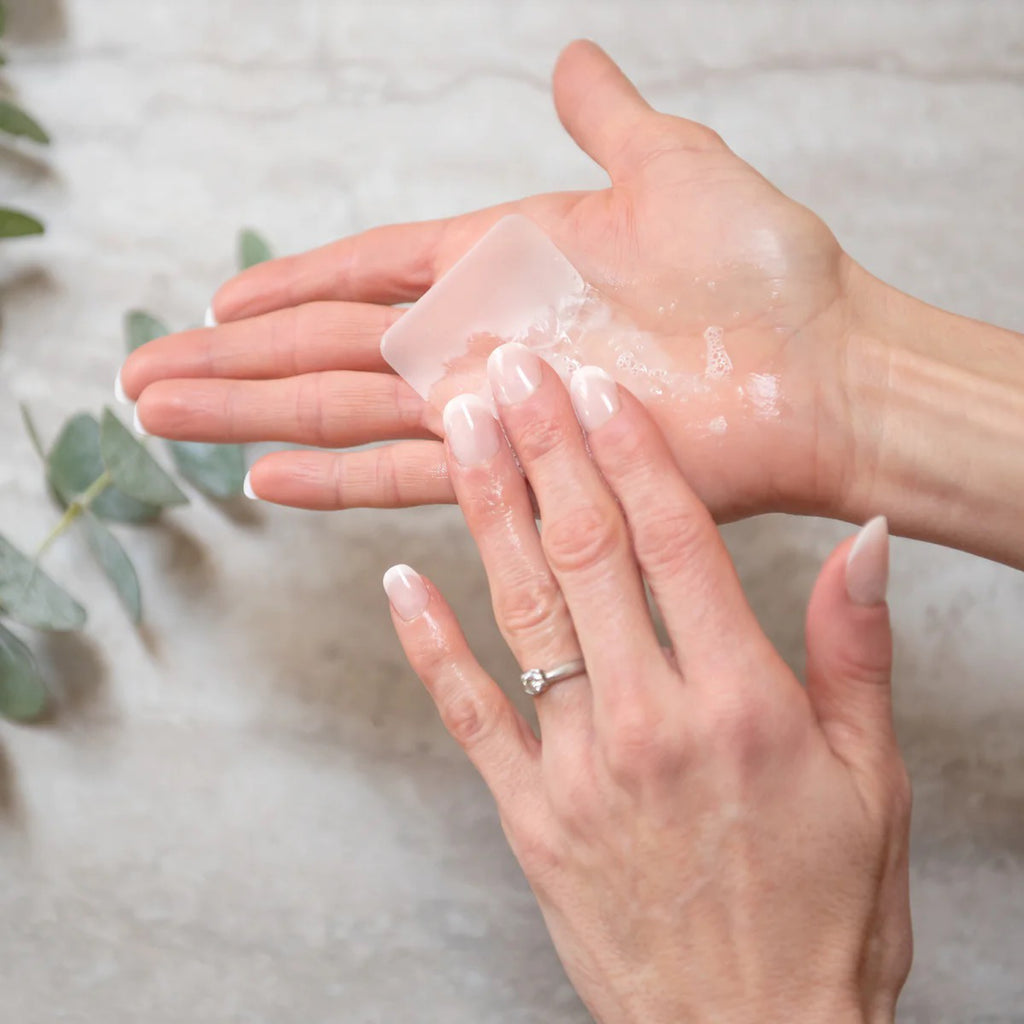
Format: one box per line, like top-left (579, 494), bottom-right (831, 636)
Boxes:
top-left (520, 659), bottom-right (587, 696)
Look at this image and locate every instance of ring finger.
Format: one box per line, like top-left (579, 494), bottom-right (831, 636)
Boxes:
top-left (442, 393), bottom-right (590, 739)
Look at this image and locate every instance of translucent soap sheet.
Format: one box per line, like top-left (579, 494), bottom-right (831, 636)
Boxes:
top-left (380, 214), bottom-right (780, 431)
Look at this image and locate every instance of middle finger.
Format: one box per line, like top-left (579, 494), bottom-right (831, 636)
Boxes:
top-left (486, 343), bottom-right (666, 700)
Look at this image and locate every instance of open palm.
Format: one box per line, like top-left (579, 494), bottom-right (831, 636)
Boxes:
top-left (122, 41), bottom-right (857, 521)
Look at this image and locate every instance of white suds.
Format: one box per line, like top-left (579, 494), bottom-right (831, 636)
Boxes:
top-left (708, 415), bottom-right (728, 435)
top-left (745, 372), bottom-right (781, 418)
top-left (703, 325), bottom-right (732, 379)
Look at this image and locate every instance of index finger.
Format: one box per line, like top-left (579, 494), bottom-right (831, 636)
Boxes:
top-left (209, 194), bottom-right (587, 324)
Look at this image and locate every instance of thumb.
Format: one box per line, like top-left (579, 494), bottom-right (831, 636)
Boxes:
top-left (551, 40), bottom-right (655, 181)
top-left (805, 516), bottom-right (896, 764)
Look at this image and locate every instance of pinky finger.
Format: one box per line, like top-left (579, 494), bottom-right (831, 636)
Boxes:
top-left (246, 441), bottom-right (455, 510)
top-left (383, 564), bottom-right (541, 806)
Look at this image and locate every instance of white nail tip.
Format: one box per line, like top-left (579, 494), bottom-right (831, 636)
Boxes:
top-left (114, 370), bottom-right (129, 405)
top-left (204, 306), bottom-right (218, 328)
top-left (131, 407), bottom-right (150, 436)
top-left (242, 470), bottom-right (258, 501)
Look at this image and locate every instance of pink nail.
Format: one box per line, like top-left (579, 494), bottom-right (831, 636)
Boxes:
top-left (443, 394), bottom-right (502, 467)
top-left (488, 342), bottom-right (542, 406)
top-left (570, 366), bottom-right (621, 431)
top-left (383, 564), bottom-right (429, 621)
top-left (846, 516), bottom-right (889, 606)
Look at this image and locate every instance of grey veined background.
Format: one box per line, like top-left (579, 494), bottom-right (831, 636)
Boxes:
top-left (1, 1), bottom-right (1023, 1021)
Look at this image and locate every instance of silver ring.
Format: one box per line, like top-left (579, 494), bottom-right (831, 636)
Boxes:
top-left (521, 658), bottom-right (587, 696)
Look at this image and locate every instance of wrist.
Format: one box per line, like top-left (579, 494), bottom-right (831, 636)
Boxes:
top-left (833, 259), bottom-right (1024, 567)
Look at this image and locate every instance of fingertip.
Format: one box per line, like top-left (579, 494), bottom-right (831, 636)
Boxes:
top-left (845, 516), bottom-right (890, 607)
top-left (114, 369), bottom-right (130, 406)
top-left (383, 563), bottom-right (430, 622)
top-left (242, 469), bottom-right (259, 501)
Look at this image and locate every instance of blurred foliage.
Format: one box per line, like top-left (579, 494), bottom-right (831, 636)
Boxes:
top-left (0, 231), bottom-right (273, 720)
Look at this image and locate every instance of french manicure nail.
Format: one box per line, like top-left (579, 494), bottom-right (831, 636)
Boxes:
top-left (132, 406), bottom-right (151, 437)
top-left (383, 563), bottom-right (429, 621)
top-left (204, 306), bottom-right (218, 328)
top-left (114, 369), bottom-right (130, 405)
top-left (488, 342), bottom-right (542, 406)
top-left (570, 365), bottom-right (620, 431)
top-left (242, 470), bottom-right (258, 501)
top-left (846, 515), bottom-right (889, 606)
top-left (442, 394), bottom-right (501, 467)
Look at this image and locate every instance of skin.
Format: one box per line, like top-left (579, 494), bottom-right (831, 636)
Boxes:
top-left (118, 41), bottom-right (1024, 566)
top-left (386, 346), bottom-right (912, 1023)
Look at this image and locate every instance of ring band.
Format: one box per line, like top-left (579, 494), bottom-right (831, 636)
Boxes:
top-left (521, 658), bottom-right (587, 696)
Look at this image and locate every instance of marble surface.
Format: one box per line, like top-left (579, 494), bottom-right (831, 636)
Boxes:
top-left (1, 1), bottom-right (1023, 1020)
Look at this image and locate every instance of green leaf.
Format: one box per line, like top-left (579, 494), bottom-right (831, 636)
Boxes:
top-left (167, 440), bottom-right (247, 499)
top-left (0, 620), bottom-right (49, 722)
top-left (48, 413), bottom-right (162, 523)
top-left (124, 310), bottom-right (169, 354)
top-left (0, 533), bottom-right (87, 631)
top-left (238, 228), bottom-right (272, 270)
top-left (0, 208), bottom-right (44, 238)
top-left (0, 99), bottom-right (50, 144)
top-left (20, 402), bottom-right (47, 461)
top-left (80, 513), bottom-right (141, 624)
top-left (99, 408), bottom-right (188, 508)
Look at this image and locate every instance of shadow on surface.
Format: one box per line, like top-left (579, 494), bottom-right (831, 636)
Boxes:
top-left (34, 629), bottom-right (108, 723)
top-left (2, 0), bottom-right (67, 43)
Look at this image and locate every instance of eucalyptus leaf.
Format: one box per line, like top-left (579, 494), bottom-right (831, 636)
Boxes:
top-left (19, 402), bottom-right (46, 461)
top-left (99, 409), bottom-right (188, 508)
top-left (0, 534), bottom-right (87, 631)
top-left (124, 310), bottom-right (169, 353)
top-left (238, 228), bottom-right (272, 270)
top-left (0, 620), bottom-right (48, 722)
top-left (0, 98), bottom-right (50, 144)
top-left (0, 208), bottom-right (44, 238)
top-left (167, 440), bottom-right (246, 499)
top-left (48, 413), bottom-right (161, 523)
top-left (80, 513), bottom-right (141, 624)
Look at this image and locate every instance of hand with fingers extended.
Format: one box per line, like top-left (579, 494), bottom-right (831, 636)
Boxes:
top-left (383, 344), bottom-right (913, 1024)
top-left (117, 39), bottom-right (855, 522)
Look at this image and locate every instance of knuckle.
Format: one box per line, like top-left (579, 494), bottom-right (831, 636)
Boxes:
top-left (510, 413), bottom-right (567, 465)
top-left (438, 688), bottom-right (499, 749)
top-left (632, 504), bottom-right (712, 582)
top-left (493, 571), bottom-right (567, 644)
top-left (698, 691), bottom-right (770, 764)
top-left (295, 372), bottom-right (331, 447)
top-left (602, 704), bottom-right (673, 781)
top-left (542, 505), bottom-right (626, 576)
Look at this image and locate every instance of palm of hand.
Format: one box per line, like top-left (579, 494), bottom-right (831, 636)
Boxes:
top-left (123, 41), bottom-right (855, 518)
top-left (512, 139), bottom-right (849, 518)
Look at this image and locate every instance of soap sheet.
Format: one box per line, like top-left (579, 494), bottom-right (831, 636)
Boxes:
top-left (382, 215), bottom-right (636, 413)
top-left (380, 213), bottom-right (775, 431)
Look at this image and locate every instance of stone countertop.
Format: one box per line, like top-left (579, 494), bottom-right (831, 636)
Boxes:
top-left (1, 2), bottom-right (1022, 1021)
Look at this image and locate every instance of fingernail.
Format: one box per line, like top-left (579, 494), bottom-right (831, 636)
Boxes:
top-left (442, 394), bottom-right (502, 467)
top-left (383, 563), bottom-right (429, 621)
top-left (204, 306), bottom-right (218, 328)
top-left (114, 369), bottom-right (130, 405)
top-left (570, 365), bottom-right (620, 431)
top-left (132, 406), bottom-right (151, 437)
top-left (488, 342), bottom-right (542, 406)
top-left (242, 470), bottom-right (258, 501)
top-left (846, 516), bottom-right (889, 606)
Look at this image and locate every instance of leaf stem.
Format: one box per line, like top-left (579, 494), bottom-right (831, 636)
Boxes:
top-left (34, 470), bottom-right (113, 562)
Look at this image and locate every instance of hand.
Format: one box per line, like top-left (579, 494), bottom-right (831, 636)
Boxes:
top-left (119, 40), bottom-right (860, 522)
top-left (383, 344), bottom-right (912, 1023)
